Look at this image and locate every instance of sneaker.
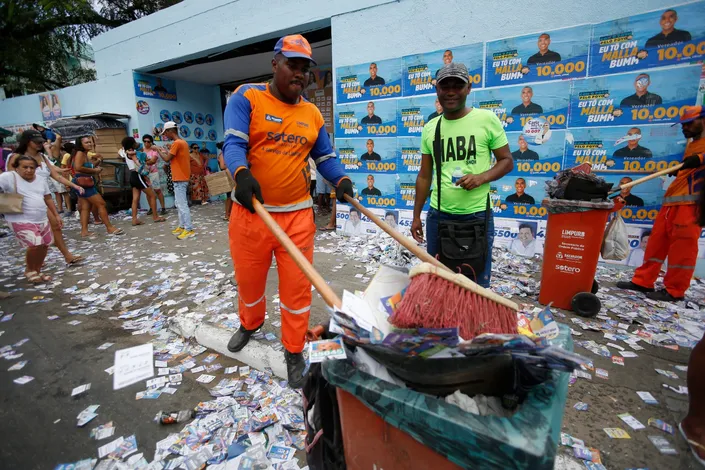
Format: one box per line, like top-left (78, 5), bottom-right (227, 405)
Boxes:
top-left (646, 289), bottom-right (684, 302)
top-left (177, 230), bottom-right (195, 240)
top-left (159, 208), bottom-right (167, 216)
top-left (227, 323), bottom-right (263, 352)
top-left (285, 351), bottom-right (308, 389)
top-left (616, 281), bottom-right (654, 293)
top-left (146, 209), bottom-right (153, 215)
top-left (171, 226), bottom-right (184, 235)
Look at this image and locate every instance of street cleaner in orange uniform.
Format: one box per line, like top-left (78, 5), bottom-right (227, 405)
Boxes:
top-left (223, 35), bottom-right (353, 388)
top-left (618, 105), bottom-right (705, 302)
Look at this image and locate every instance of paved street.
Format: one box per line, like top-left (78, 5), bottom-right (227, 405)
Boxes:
top-left (0, 200), bottom-right (699, 469)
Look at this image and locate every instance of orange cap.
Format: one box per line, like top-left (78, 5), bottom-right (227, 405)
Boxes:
top-left (673, 105), bottom-right (705, 126)
top-left (274, 35), bottom-right (316, 65)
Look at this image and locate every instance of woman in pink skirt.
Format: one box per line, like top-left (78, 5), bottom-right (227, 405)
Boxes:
top-left (0, 155), bottom-right (60, 283)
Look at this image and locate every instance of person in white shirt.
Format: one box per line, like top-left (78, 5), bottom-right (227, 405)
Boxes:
top-left (344, 208), bottom-right (364, 236)
top-left (509, 223), bottom-right (537, 257)
top-left (0, 156), bottom-right (61, 283)
top-left (626, 230), bottom-right (650, 267)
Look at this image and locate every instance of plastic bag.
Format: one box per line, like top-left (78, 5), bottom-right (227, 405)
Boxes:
top-left (601, 213), bottom-right (629, 260)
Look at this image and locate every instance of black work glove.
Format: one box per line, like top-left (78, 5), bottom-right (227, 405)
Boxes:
top-left (681, 154), bottom-right (702, 170)
top-left (335, 177), bottom-right (354, 203)
top-left (234, 169), bottom-right (263, 213)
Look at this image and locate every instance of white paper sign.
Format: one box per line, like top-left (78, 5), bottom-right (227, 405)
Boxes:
top-left (113, 344), bottom-right (154, 390)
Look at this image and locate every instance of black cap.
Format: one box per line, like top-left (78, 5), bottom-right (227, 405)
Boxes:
top-left (436, 63), bottom-right (470, 84)
top-left (19, 129), bottom-right (45, 145)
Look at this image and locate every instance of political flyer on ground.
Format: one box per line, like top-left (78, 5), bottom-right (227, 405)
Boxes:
top-left (133, 72), bottom-right (177, 101)
top-left (336, 58), bottom-right (402, 104)
top-left (589, 2), bottom-right (705, 76)
top-left (564, 125), bottom-right (685, 172)
top-left (506, 130), bottom-right (566, 177)
top-left (401, 43), bottom-right (484, 96)
top-left (396, 95), bottom-right (438, 136)
top-left (568, 65), bottom-right (701, 128)
top-left (335, 137), bottom-right (397, 174)
top-left (492, 175), bottom-right (552, 221)
top-left (602, 173), bottom-right (664, 225)
top-left (472, 80), bottom-right (570, 132)
top-left (485, 25), bottom-right (590, 87)
top-left (397, 137), bottom-right (422, 173)
top-left (348, 172), bottom-right (397, 209)
top-left (334, 100), bottom-right (398, 138)
top-left (396, 173), bottom-right (430, 211)
top-left (336, 205), bottom-right (386, 236)
top-left (493, 218), bottom-right (547, 257)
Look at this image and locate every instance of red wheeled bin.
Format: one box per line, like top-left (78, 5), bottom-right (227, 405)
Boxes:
top-left (539, 199), bottom-right (624, 314)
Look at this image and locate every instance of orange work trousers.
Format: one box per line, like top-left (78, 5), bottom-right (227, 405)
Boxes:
top-left (228, 203), bottom-right (315, 353)
top-left (632, 204), bottom-right (700, 298)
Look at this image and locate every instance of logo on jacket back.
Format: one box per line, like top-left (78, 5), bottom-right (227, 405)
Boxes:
top-left (265, 114), bottom-right (283, 124)
top-left (266, 131), bottom-right (308, 144)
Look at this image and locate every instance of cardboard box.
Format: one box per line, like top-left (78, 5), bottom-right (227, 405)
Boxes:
top-left (205, 171), bottom-right (235, 196)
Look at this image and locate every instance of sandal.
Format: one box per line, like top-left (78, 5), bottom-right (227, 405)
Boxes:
top-left (108, 228), bottom-right (125, 236)
top-left (40, 274), bottom-right (53, 283)
top-left (223, 216), bottom-right (230, 221)
top-left (25, 271), bottom-right (42, 284)
top-left (81, 232), bottom-right (96, 238)
top-left (319, 226), bottom-right (336, 231)
top-left (132, 221), bottom-right (144, 226)
top-left (152, 217), bottom-right (167, 223)
top-left (680, 422), bottom-right (705, 467)
top-left (67, 255), bottom-right (84, 266)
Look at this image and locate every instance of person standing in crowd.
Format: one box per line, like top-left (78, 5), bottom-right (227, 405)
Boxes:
top-left (222, 34), bottom-right (353, 387)
top-left (0, 156), bottom-right (60, 283)
top-left (44, 137), bottom-right (71, 214)
top-left (142, 134), bottom-right (167, 216)
top-left (8, 130), bottom-right (86, 265)
top-left (60, 142), bottom-right (76, 213)
top-left (158, 121), bottom-right (194, 239)
top-left (411, 63), bottom-right (513, 288)
top-left (120, 137), bottom-right (166, 226)
top-left (189, 144), bottom-right (210, 205)
top-left (618, 105), bottom-right (705, 301)
top-left (217, 142), bottom-right (233, 221)
top-left (71, 136), bottom-right (123, 237)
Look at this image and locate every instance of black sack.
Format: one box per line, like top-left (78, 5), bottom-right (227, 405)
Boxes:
top-left (563, 176), bottom-right (613, 201)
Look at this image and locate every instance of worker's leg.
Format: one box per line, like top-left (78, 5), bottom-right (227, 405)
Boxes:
top-left (273, 208), bottom-right (315, 353)
top-left (229, 203), bottom-right (274, 331)
top-left (662, 205), bottom-right (699, 298)
top-left (631, 207), bottom-right (671, 289)
top-left (681, 335), bottom-right (705, 461)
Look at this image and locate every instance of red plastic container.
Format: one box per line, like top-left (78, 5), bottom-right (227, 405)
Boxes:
top-left (539, 202), bottom-right (622, 310)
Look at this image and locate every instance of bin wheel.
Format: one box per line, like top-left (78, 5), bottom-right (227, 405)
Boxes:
top-left (572, 292), bottom-right (601, 318)
top-left (591, 280), bottom-right (599, 294)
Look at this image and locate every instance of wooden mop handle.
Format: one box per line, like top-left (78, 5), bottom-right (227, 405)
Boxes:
top-left (252, 199), bottom-right (342, 309)
top-left (343, 194), bottom-right (452, 273)
top-left (609, 163), bottom-right (683, 194)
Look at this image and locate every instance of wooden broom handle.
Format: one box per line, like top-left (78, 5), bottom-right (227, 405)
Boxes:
top-left (253, 199), bottom-right (342, 309)
top-left (343, 195), bottom-right (452, 273)
top-left (608, 163), bottom-right (683, 194)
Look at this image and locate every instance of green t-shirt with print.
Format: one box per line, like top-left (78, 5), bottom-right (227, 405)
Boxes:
top-left (421, 108), bottom-right (508, 215)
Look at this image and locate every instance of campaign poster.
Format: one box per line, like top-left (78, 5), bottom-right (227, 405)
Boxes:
top-left (493, 218), bottom-right (547, 257)
top-left (306, 65), bottom-right (334, 133)
top-left (133, 72), bottom-right (177, 101)
top-left (334, 100), bottom-right (398, 138)
top-left (564, 125), bottom-right (685, 173)
top-left (401, 44), bottom-right (484, 96)
top-left (492, 175), bottom-right (550, 221)
top-left (397, 209), bottom-right (421, 233)
top-left (568, 65), bottom-right (701, 128)
top-left (397, 137), bottom-right (422, 173)
top-left (603, 173), bottom-right (663, 225)
top-left (336, 205), bottom-right (383, 237)
top-left (589, 2), bottom-right (705, 76)
top-left (335, 137), bottom-right (397, 174)
top-left (601, 223), bottom-right (652, 267)
top-left (506, 130), bottom-right (566, 177)
top-left (336, 58), bottom-right (402, 104)
top-left (396, 173), bottom-right (430, 211)
top-left (485, 25), bottom-right (591, 87)
top-left (39, 93), bottom-right (62, 121)
top-left (348, 173), bottom-right (397, 209)
top-left (396, 95), bottom-right (438, 137)
top-left (472, 80), bottom-right (571, 132)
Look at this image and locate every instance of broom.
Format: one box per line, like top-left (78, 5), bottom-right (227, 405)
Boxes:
top-left (343, 195), bottom-right (519, 340)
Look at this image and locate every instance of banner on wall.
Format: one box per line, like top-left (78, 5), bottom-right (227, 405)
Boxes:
top-left (568, 65), bottom-right (701, 127)
top-left (348, 172), bottom-right (397, 209)
top-left (492, 176), bottom-right (552, 221)
top-left (506, 130), bottom-right (565, 177)
top-left (39, 93), bottom-right (62, 121)
top-left (133, 72), bottom-right (177, 101)
top-left (402, 44), bottom-right (484, 96)
top-left (485, 24), bottom-right (591, 87)
top-left (336, 58), bottom-right (403, 104)
top-left (335, 100), bottom-right (398, 137)
top-left (589, 2), bottom-right (705, 76)
top-left (396, 95), bottom-right (438, 137)
top-left (306, 65), bottom-right (334, 133)
top-left (336, 137), bottom-right (397, 173)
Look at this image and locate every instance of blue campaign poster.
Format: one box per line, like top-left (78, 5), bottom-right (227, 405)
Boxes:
top-left (396, 173), bottom-right (430, 211)
top-left (568, 65), bottom-right (700, 128)
top-left (396, 95), bottom-right (438, 137)
top-left (564, 125), bottom-right (685, 172)
top-left (506, 130), bottom-right (566, 177)
top-left (603, 173), bottom-right (664, 225)
top-left (133, 73), bottom-right (177, 101)
top-left (472, 80), bottom-right (570, 132)
top-left (485, 24), bottom-right (590, 87)
top-left (334, 100), bottom-right (398, 138)
top-left (401, 44), bottom-right (484, 96)
top-left (492, 175), bottom-right (551, 221)
top-left (336, 58), bottom-right (402, 104)
top-left (183, 111), bottom-right (194, 123)
top-left (348, 173), bottom-right (397, 209)
top-left (589, 2), bottom-right (705, 76)
top-left (397, 137), bottom-right (422, 173)
top-left (335, 137), bottom-right (397, 174)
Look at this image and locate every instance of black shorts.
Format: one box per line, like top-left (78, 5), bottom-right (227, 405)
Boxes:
top-left (130, 171), bottom-right (150, 190)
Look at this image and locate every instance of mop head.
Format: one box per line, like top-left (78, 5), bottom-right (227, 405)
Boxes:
top-left (390, 264), bottom-right (518, 340)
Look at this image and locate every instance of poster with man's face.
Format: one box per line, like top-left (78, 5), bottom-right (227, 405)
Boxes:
top-left (401, 43), bottom-right (484, 96)
top-left (505, 130), bottom-right (566, 177)
top-left (334, 100), bottom-right (398, 138)
top-left (396, 95), bottom-right (438, 137)
top-left (491, 175), bottom-right (551, 221)
top-left (336, 58), bottom-right (402, 104)
top-left (602, 173), bottom-right (664, 225)
top-left (335, 137), bottom-right (397, 174)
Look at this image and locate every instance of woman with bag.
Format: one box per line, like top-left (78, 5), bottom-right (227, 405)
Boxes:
top-left (7, 130), bottom-right (84, 266)
top-left (71, 136), bottom-right (123, 237)
top-left (141, 134), bottom-right (167, 215)
top-left (189, 145), bottom-right (210, 205)
top-left (0, 156), bottom-right (61, 283)
top-left (120, 137), bottom-right (166, 226)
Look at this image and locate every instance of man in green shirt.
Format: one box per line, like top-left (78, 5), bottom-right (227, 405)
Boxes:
top-left (411, 63), bottom-right (513, 287)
